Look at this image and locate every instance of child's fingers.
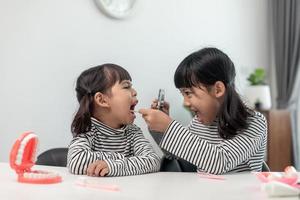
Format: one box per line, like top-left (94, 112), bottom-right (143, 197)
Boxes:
top-left (87, 162), bottom-right (97, 176)
top-left (138, 108), bottom-right (150, 116)
top-left (163, 101), bottom-right (170, 109)
top-left (94, 163), bottom-right (105, 176)
top-left (138, 109), bottom-right (152, 126)
top-left (152, 99), bottom-right (158, 103)
top-left (100, 167), bottom-right (109, 177)
top-left (93, 160), bottom-right (109, 176)
top-left (151, 103), bottom-right (158, 109)
top-left (151, 99), bottom-right (158, 109)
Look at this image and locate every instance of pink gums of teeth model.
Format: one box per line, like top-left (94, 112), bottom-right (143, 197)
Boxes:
top-left (10, 131), bottom-right (62, 184)
top-left (256, 166), bottom-right (299, 187)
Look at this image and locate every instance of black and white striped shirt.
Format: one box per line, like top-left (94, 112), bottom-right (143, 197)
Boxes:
top-left (67, 117), bottom-right (160, 176)
top-left (160, 111), bottom-right (267, 174)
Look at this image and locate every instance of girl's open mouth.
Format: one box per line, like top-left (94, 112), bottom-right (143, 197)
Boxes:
top-left (129, 101), bottom-right (138, 117)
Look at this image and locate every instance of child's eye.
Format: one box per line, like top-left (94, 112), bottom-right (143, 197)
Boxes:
top-left (184, 91), bottom-right (192, 96)
top-left (180, 90), bottom-right (192, 97)
top-left (123, 84), bottom-right (132, 89)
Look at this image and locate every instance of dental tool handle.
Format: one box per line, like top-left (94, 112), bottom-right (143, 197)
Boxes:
top-left (157, 89), bottom-right (165, 111)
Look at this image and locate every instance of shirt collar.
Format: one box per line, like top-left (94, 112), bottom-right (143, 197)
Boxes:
top-left (91, 117), bottom-right (127, 135)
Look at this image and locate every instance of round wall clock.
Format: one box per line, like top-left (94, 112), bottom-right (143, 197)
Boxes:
top-left (94, 0), bottom-right (136, 19)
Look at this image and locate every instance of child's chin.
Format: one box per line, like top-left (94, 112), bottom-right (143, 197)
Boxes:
top-left (123, 119), bottom-right (135, 125)
top-left (128, 119), bottom-right (135, 124)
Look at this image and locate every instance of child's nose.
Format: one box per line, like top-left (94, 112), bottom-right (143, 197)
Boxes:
top-left (132, 88), bottom-right (137, 97)
top-left (183, 97), bottom-right (191, 107)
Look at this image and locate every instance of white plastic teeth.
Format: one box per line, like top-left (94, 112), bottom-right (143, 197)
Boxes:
top-left (33, 141), bottom-right (39, 163)
top-left (15, 133), bottom-right (38, 165)
top-left (32, 141), bottom-right (38, 163)
top-left (23, 172), bottom-right (59, 179)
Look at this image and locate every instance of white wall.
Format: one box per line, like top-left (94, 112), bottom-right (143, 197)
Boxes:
top-left (0, 0), bottom-right (270, 161)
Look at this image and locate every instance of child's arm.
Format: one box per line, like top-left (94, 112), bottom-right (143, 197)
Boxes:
top-left (67, 136), bottom-right (125, 175)
top-left (104, 127), bottom-right (161, 176)
top-left (160, 115), bottom-right (267, 175)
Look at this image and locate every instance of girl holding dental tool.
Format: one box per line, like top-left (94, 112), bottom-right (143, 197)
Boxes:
top-left (139, 47), bottom-right (267, 174)
top-left (68, 64), bottom-right (160, 176)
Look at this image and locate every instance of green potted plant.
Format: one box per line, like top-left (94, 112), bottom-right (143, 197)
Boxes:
top-left (247, 68), bottom-right (266, 85)
top-left (244, 68), bottom-right (271, 110)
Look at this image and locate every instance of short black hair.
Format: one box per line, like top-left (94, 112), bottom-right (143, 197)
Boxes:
top-left (174, 47), bottom-right (235, 89)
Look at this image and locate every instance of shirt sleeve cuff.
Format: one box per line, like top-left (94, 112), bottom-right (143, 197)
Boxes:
top-left (104, 159), bottom-right (115, 176)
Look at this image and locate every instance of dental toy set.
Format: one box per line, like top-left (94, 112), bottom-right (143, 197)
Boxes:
top-left (10, 131), bottom-right (62, 184)
top-left (256, 166), bottom-right (300, 197)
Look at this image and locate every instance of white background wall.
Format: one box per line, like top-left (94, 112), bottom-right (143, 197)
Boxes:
top-left (0, 0), bottom-right (270, 161)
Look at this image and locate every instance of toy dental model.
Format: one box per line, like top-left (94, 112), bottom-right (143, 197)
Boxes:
top-left (10, 131), bottom-right (62, 184)
top-left (263, 181), bottom-right (300, 197)
top-left (256, 166), bottom-right (300, 197)
top-left (256, 166), bottom-right (298, 186)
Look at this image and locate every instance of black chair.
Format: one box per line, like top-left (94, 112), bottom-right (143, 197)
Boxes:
top-left (262, 161), bottom-right (270, 172)
top-left (36, 148), bottom-right (68, 167)
top-left (160, 155), bottom-right (197, 172)
top-left (150, 130), bottom-right (197, 172)
top-left (150, 131), bottom-right (164, 146)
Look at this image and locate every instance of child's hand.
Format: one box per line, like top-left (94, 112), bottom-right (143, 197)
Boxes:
top-left (139, 108), bottom-right (173, 133)
top-left (87, 160), bottom-right (109, 177)
top-left (151, 99), bottom-right (170, 115)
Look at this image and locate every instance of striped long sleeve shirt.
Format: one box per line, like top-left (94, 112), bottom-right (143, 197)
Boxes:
top-left (67, 117), bottom-right (160, 176)
top-left (160, 111), bottom-right (267, 174)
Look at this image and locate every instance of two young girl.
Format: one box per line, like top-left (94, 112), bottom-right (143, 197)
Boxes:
top-left (67, 64), bottom-right (160, 176)
top-left (68, 47), bottom-right (267, 176)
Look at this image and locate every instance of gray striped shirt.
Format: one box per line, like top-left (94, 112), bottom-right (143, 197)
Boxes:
top-left (160, 111), bottom-right (267, 174)
top-left (68, 117), bottom-right (160, 176)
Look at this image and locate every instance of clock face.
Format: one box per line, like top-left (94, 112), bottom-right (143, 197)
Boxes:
top-left (94, 0), bottom-right (136, 19)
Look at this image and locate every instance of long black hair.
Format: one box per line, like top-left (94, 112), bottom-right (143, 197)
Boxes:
top-left (174, 47), bottom-right (251, 139)
top-left (71, 63), bottom-right (131, 137)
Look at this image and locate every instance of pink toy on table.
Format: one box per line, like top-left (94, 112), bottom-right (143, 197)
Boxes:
top-left (10, 131), bottom-right (62, 184)
top-left (255, 166), bottom-right (299, 188)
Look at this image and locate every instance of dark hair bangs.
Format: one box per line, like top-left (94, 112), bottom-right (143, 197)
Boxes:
top-left (174, 60), bottom-right (200, 89)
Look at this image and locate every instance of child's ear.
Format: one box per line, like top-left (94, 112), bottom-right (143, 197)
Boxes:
top-left (94, 92), bottom-right (110, 108)
top-left (214, 81), bottom-right (226, 98)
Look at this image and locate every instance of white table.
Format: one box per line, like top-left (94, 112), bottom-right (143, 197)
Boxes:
top-left (0, 162), bottom-right (290, 200)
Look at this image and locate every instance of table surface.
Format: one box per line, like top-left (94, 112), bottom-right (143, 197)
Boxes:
top-left (0, 162), bottom-right (293, 200)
